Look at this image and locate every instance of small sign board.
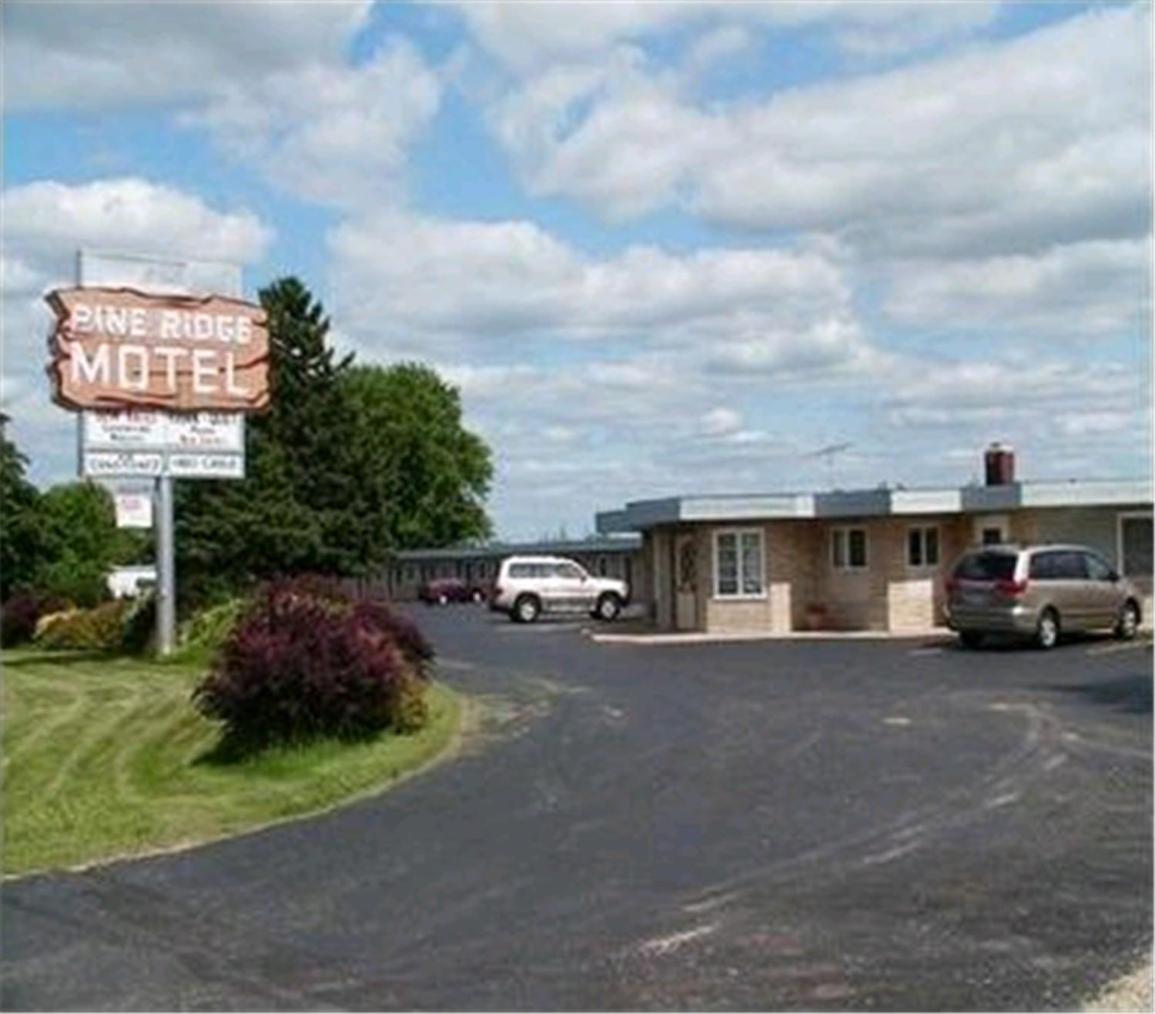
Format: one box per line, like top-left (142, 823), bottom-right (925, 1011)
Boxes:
top-left (83, 451), bottom-right (164, 478)
top-left (83, 410), bottom-right (244, 453)
top-left (113, 487), bottom-right (154, 529)
top-left (166, 452), bottom-right (245, 479)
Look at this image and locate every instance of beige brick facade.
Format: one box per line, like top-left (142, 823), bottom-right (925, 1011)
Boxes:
top-left (642, 504), bottom-right (1150, 634)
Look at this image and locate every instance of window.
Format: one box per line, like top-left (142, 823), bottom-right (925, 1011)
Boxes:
top-left (831, 527), bottom-right (868, 570)
top-left (1085, 553), bottom-right (1114, 582)
top-left (907, 526), bottom-right (940, 568)
top-left (1059, 552), bottom-right (1089, 579)
top-left (981, 527), bottom-right (1003, 546)
top-left (556, 562), bottom-right (585, 580)
top-left (713, 529), bottom-right (764, 598)
top-left (956, 551), bottom-right (1017, 581)
top-left (1029, 551), bottom-right (1087, 580)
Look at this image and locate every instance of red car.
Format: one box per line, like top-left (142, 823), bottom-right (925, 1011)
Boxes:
top-left (418, 577), bottom-right (488, 605)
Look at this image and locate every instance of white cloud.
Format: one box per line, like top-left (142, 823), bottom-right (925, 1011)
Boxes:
top-left (4, 5), bottom-right (441, 210)
top-left (883, 357), bottom-right (1149, 432)
top-left (3, 178), bottom-right (271, 266)
top-left (699, 407), bottom-right (742, 437)
top-left (456, 2), bottom-right (997, 74)
top-left (883, 238), bottom-right (1151, 339)
top-left (183, 37), bottom-right (442, 208)
top-left (482, 5), bottom-right (1149, 259)
top-left (3, 2), bottom-right (371, 109)
top-left (867, 353), bottom-right (1152, 487)
top-left (1, 178), bottom-right (271, 485)
top-left (328, 211), bottom-right (864, 366)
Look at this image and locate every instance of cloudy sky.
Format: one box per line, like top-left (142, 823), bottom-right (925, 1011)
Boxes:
top-left (3, 1), bottom-right (1151, 539)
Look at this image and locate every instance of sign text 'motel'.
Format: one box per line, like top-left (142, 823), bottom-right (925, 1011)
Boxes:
top-left (46, 287), bottom-right (270, 413)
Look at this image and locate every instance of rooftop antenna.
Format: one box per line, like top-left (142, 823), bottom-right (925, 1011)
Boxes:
top-left (804, 442), bottom-right (854, 489)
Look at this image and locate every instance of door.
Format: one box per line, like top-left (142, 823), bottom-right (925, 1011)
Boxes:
top-left (1083, 551), bottom-right (1123, 627)
top-left (675, 533), bottom-right (698, 631)
top-left (554, 561), bottom-right (593, 613)
top-left (1031, 550), bottom-right (1092, 630)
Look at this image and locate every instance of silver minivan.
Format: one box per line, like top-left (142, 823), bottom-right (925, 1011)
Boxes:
top-left (946, 544), bottom-right (1142, 649)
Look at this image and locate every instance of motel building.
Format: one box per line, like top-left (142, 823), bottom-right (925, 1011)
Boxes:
top-left (595, 446), bottom-right (1153, 635)
top-left (382, 535), bottom-right (646, 602)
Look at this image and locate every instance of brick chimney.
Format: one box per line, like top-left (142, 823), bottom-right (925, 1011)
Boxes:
top-left (984, 442), bottom-right (1015, 486)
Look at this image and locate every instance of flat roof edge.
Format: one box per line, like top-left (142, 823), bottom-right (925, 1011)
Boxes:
top-left (601, 479), bottom-right (1152, 528)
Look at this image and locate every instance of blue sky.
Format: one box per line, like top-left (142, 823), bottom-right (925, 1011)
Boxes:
top-left (3, 1), bottom-right (1151, 539)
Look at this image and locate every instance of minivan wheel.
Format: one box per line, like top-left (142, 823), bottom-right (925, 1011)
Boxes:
top-left (514, 594), bottom-right (541, 624)
top-left (595, 593), bottom-right (622, 622)
top-left (1035, 609), bottom-right (1060, 650)
top-left (1116, 600), bottom-right (1140, 640)
top-left (959, 630), bottom-right (984, 649)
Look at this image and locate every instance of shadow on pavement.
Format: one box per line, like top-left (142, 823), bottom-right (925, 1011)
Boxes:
top-left (1038, 673), bottom-right (1153, 715)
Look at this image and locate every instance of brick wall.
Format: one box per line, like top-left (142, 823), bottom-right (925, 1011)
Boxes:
top-left (642, 505), bottom-right (1151, 635)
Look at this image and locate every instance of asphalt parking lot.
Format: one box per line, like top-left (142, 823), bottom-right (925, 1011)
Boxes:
top-left (3, 608), bottom-right (1151, 1011)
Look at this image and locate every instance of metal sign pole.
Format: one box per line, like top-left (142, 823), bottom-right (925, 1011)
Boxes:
top-left (155, 474), bottom-right (176, 656)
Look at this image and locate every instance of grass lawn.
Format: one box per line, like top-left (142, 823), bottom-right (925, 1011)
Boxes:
top-left (2, 649), bottom-right (462, 876)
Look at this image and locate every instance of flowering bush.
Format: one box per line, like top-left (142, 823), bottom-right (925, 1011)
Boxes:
top-left (192, 578), bottom-right (433, 745)
top-left (35, 600), bottom-right (130, 651)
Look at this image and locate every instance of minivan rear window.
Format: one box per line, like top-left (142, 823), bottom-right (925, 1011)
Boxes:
top-left (953, 552), bottom-right (1017, 581)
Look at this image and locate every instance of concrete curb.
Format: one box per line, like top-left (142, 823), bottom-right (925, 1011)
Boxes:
top-left (586, 628), bottom-right (953, 646)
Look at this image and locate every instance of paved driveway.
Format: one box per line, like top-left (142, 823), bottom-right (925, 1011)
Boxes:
top-left (3, 610), bottom-right (1151, 1010)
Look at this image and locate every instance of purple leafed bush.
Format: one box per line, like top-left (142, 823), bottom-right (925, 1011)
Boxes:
top-left (1, 591), bottom-right (69, 647)
top-left (353, 599), bottom-right (435, 674)
top-left (192, 577), bottom-right (433, 746)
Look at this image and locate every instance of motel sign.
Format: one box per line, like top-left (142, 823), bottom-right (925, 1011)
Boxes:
top-left (46, 287), bottom-right (269, 413)
top-left (45, 254), bottom-right (270, 655)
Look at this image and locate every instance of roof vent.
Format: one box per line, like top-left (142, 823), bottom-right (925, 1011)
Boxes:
top-left (984, 442), bottom-right (1015, 486)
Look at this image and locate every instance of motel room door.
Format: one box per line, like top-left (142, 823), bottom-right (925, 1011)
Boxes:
top-left (675, 532), bottom-right (698, 631)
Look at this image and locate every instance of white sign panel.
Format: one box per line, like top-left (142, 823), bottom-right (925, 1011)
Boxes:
top-left (168, 413), bottom-right (245, 451)
top-left (78, 250), bottom-right (242, 298)
top-left (83, 451), bottom-right (164, 478)
top-left (83, 411), bottom-right (167, 449)
top-left (166, 452), bottom-right (246, 479)
top-left (83, 410), bottom-right (244, 452)
top-left (114, 490), bottom-right (154, 529)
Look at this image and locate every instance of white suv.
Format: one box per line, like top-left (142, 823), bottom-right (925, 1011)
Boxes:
top-left (491, 556), bottom-right (629, 623)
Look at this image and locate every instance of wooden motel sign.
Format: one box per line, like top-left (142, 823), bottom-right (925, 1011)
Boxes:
top-left (46, 287), bottom-right (270, 413)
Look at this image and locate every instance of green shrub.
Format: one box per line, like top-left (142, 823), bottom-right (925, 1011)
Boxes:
top-left (35, 601), bottom-right (130, 651)
top-left (179, 598), bottom-right (243, 653)
top-left (120, 596), bottom-right (156, 655)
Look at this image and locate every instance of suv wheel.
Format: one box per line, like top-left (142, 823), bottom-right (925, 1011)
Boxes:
top-left (1035, 608), bottom-right (1060, 650)
top-left (959, 630), bottom-right (984, 649)
top-left (594, 593), bottom-right (622, 622)
top-left (1116, 600), bottom-right (1140, 640)
top-left (513, 594), bottom-right (541, 624)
